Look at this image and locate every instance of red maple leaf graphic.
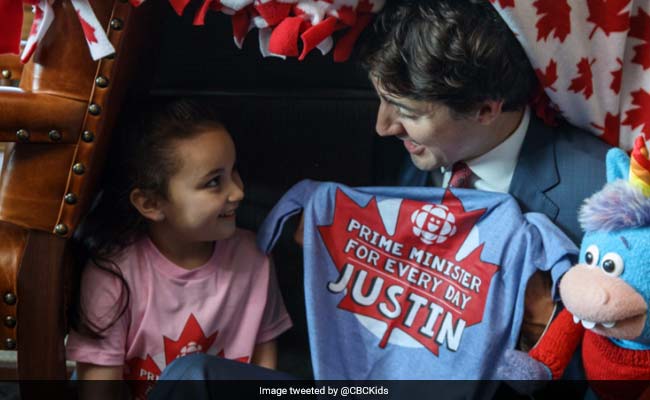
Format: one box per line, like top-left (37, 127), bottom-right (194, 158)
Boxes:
top-left (535, 59), bottom-right (558, 92)
top-left (586, 0), bottom-right (631, 39)
top-left (217, 349), bottom-right (250, 363)
top-left (622, 89), bottom-right (650, 136)
top-left (76, 10), bottom-right (98, 44)
top-left (533, 0), bottom-right (572, 42)
top-left (488, 0), bottom-right (515, 8)
top-left (125, 355), bottom-right (161, 400)
top-left (610, 58), bottom-right (623, 94)
top-left (163, 314), bottom-right (219, 364)
top-left (630, 8), bottom-right (650, 69)
top-left (568, 58), bottom-right (596, 99)
top-left (591, 112), bottom-right (621, 146)
top-left (318, 189), bottom-right (499, 356)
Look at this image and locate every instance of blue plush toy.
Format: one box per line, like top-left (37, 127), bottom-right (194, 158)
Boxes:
top-left (502, 136), bottom-right (650, 399)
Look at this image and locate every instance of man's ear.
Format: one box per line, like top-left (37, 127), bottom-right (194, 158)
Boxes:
top-left (475, 100), bottom-right (504, 125)
top-left (130, 188), bottom-right (165, 222)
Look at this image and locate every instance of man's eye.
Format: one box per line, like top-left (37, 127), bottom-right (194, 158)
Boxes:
top-left (206, 177), bottom-right (221, 188)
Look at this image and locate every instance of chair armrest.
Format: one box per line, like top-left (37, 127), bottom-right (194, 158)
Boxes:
top-left (0, 89), bottom-right (86, 143)
top-left (0, 54), bottom-right (22, 84)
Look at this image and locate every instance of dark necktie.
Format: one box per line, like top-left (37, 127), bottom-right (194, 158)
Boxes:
top-left (448, 161), bottom-right (473, 188)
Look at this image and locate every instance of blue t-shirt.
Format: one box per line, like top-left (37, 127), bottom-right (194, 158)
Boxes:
top-left (258, 180), bottom-right (577, 383)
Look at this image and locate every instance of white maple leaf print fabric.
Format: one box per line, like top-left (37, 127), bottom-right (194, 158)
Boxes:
top-left (492, 0), bottom-right (650, 151)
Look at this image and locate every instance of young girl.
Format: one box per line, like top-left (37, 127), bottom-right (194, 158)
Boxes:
top-left (66, 99), bottom-right (292, 398)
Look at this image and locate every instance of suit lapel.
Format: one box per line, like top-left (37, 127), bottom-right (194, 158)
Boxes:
top-left (509, 116), bottom-right (560, 221)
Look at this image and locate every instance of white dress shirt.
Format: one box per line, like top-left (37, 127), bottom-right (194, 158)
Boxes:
top-left (433, 107), bottom-right (531, 193)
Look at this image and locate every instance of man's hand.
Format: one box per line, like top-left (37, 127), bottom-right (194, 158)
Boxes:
top-left (520, 271), bottom-right (554, 350)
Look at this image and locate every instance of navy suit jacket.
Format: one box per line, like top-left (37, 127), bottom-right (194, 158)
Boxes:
top-left (399, 115), bottom-right (611, 244)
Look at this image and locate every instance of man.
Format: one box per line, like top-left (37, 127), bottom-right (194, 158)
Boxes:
top-left (360, 0), bottom-right (610, 347)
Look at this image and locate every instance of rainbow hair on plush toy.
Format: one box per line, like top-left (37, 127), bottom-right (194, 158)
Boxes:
top-left (579, 135), bottom-right (650, 233)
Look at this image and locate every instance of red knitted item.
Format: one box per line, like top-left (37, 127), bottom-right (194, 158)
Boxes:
top-left (583, 332), bottom-right (650, 400)
top-left (529, 308), bottom-right (584, 380)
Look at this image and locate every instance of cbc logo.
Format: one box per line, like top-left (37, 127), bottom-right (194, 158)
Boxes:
top-left (178, 341), bottom-right (203, 357)
top-left (410, 204), bottom-right (457, 245)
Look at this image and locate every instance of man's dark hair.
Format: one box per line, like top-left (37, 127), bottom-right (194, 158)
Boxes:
top-left (360, 0), bottom-right (536, 115)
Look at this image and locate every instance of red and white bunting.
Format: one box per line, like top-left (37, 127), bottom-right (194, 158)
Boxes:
top-left (71, 0), bottom-right (115, 60)
top-left (20, 0), bottom-right (55, 63)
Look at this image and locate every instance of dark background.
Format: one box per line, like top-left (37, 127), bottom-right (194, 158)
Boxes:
top-left (149, 3), bottom-right (405, 378)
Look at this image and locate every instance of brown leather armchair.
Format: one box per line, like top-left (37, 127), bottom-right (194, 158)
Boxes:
top-left (0, 54), bottom-right (22, 86)
top-left (0, 0), bottom-right (155, 385)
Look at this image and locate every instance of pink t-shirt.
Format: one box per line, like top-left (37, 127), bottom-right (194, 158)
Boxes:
top-left (67, 229), bottom-right (291, 393)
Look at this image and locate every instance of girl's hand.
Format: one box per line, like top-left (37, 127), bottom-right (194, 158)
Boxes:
top-left (251, 340), bottom-right (278, 370)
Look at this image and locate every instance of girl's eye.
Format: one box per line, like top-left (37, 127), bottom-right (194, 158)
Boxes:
top-left (206, 176), bottom-right (221, 188)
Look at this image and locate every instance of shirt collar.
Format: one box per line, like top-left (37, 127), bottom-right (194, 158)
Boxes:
top-left (463, 106), bottom-right (530, 193)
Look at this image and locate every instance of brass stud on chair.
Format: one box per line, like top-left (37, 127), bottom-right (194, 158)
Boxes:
top-left (5, 338), bottom-right (15, 350)
top-left (110, 18), bottom-right (124, 30)
top-left (4, 316), bottom-right (15, 329)
top-left (88, 103), bottom-right (101, 116)
top-left (95, 76), bottom-right (109, 88)
top-left (82, 130), bottom-right (95, 143)
top-left (64, 193), bottom-right (78, 205)
top-left (54, 224), bottom-right (68, 236)
top-left (48, 130), bottom-right (62, 142)
top-left (16, 129), bottom-right (29, 142)
top-left (1, 69), bottom-right (11, 79)
top-left (3, 293), bottom-right (16, 306)
top-left (72, 163), bottom-right (86, 175)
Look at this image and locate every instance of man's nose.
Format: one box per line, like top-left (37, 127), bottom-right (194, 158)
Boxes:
top-left (375, 102), bottom-right (403, 137)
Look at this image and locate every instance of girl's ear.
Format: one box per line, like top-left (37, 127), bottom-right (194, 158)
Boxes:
top-left (130, 188), bottom-right (165, 222)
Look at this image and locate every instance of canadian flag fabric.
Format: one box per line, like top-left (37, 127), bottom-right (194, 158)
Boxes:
top-left (20, 0), bottom-right (55, 63)
top-left (10, 0), bottom-right (114, 63)
top-left (71, 0), bottom-right (115, 60)
top-left (491, 0), bottom-right (650, 152)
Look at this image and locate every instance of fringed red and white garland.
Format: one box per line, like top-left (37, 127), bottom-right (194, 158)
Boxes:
top-left (130, 0), bottom-right (385, 62)
top-left (0, 0), bottom-right (383, 63)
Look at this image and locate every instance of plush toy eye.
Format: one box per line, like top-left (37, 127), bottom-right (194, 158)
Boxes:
top-left (584, 245), bottom-right (599, 267)
top-left (600, 253), bottom-right (624, 277)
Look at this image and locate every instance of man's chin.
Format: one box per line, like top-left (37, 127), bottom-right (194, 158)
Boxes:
top-left (410, 154), bottom-right (439, 172)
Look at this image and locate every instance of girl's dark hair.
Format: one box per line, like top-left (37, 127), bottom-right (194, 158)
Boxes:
top-left (69, 98), bottom-right (224, 338)
top-left (360, 0), bottom-right (536, 115)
